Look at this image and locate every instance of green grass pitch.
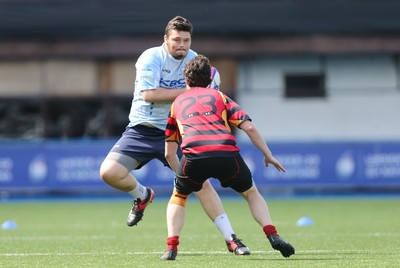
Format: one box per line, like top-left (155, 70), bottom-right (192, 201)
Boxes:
top-left (1, 196), bottom-right (400, 267)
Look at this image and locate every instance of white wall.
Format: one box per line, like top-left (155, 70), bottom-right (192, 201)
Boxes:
top-left (236, 94), bottom-right (400, 141)
top-left (326, 55), bottom-right (397, 91)
top-left (239, 55), bottom-right (322, 96)
top-left (236, 55), bottom-right (400, 141)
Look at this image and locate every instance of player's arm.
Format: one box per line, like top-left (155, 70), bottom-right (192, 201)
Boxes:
top-left (240, 120), bottom-right (286, 172)
top-left (165, 141), bottom-right (180, 172)
top-left (136, 50), bottom-right (187, 102)
top-left (142, 88), bottom-right (187, 102)
top-left (165, 112), bottom-right (181, 172)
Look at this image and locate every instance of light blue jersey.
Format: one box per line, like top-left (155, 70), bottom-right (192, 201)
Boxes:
top-left (128, 42), bottom-right (197, 130)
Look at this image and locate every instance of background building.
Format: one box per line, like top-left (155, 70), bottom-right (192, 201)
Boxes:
top-left (1, 1), bottom-right (399, 194)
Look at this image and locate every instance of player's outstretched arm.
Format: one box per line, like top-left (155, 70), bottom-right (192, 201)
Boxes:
top-left (240, 120), bottom-right (286, 172)
top-left (142, 88), bottom-right (187, 102)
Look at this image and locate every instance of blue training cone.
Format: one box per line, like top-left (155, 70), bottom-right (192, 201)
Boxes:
top-left (2, 220), bottom-right (18, 230)
top-left (296, 216), bottom-right (314, 227)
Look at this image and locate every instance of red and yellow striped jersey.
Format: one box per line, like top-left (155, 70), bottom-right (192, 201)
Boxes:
top-left (165, 87), bottom-right (251, 159)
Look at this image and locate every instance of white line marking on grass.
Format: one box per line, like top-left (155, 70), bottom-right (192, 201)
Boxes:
top-left (290, 232), bottom-right (400, 237)
top-left (0, 235), bottom-right (116, 241)
top-left (0, 249), bottom-right (378, 257)
top-left (3, 232), bottom-right (397, 243)
top-left (151, 249), bottom-right (378, 255)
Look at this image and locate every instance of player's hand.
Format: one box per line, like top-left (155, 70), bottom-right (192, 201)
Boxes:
top-left (264, 155), bottom-right (286, 172)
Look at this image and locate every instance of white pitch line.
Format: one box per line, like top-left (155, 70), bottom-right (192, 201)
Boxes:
top-left (0, 249), bottom-right (377, 257)
top-left (2, 232), bottom-right (397, 242)
top-left (0, 235), bottom-right (116, 241)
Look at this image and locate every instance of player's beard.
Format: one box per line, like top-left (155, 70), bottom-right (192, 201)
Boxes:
top-left (164, 41), bottom-right (188, 60)
top-left (172, 48), bottom-right (187, 60)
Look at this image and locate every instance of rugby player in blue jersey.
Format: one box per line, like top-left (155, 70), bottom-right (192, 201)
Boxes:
top-left (100, 16), bottom-right (250, 255)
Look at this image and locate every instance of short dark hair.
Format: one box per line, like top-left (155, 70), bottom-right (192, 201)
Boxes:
top-left (165, 16), bottom-right (193, 36)
top-left (184, 54), bottom-right (212, 88)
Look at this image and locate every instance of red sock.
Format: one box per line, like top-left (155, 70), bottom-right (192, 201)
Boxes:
top-left (263, 225), bottom-right (278, 238)
top-left (166, 236), bottom-right (179, 252)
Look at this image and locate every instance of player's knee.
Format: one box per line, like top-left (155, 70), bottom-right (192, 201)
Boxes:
top-left (239, 185), bottom-right (257, 200)
top-left (169, 189), bottom-right (189, 207)
top-left (99, 160), bottom-right (123, 184)
top-left (99, 162), bottom-right (111, 181)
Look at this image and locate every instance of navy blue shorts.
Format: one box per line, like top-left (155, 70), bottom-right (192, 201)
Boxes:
top-left (174, 154), bottom-right (253, 194)
top-left (110, 124), bottom-right (170, 170)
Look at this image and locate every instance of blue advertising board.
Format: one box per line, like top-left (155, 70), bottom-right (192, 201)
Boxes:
top-left (239, 141), bottom-right (400, 189)
top-left (1, 139), bottom-right (400, 194)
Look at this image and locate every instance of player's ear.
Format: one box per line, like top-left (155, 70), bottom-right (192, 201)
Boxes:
top-left (164, 35), bottom-right (168, 42)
